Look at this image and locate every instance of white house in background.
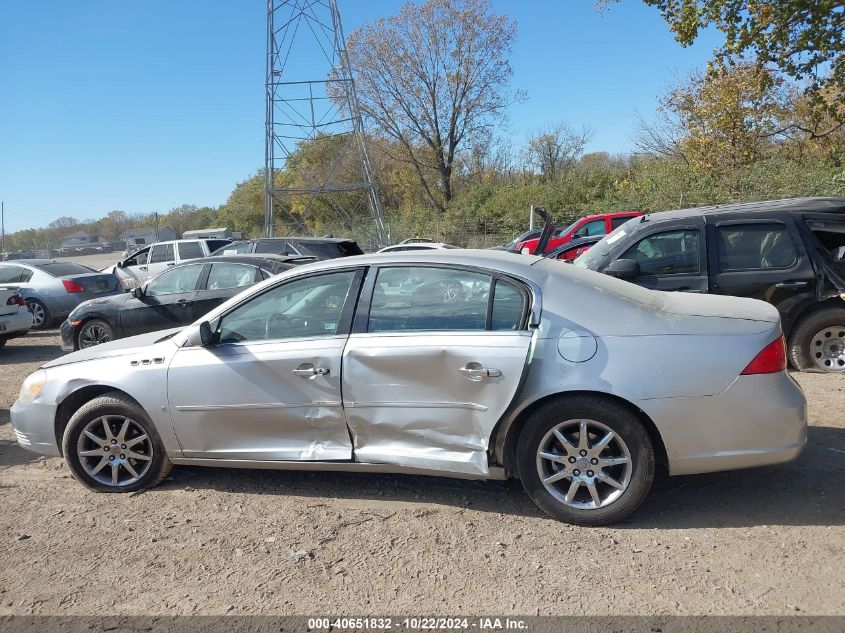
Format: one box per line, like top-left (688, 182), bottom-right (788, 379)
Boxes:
top-left (120, 226), bottom-right (177, 252)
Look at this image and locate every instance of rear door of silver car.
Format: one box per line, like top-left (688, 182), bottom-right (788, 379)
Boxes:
top-left (342, 265), bottom-right (535, 476)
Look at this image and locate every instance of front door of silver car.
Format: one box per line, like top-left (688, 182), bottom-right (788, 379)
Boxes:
top-left (166, 268), bottom-right (364, 461)
top-left (342, 265), bottom-right (534, 476)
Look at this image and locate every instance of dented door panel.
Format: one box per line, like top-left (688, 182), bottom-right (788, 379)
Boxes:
top-left (342, 331), bottom-right (533, 475)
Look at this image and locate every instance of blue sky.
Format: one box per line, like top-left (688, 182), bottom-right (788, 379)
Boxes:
top-left (0, 0), bottom-right (722, 233)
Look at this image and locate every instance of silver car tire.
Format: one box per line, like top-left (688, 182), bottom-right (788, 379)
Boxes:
top-left (788, 307), bottom-right (845, 373)
top-left (62, 391), bottom-right (172, 493)
top-left (516, 395), bottom-right (654, 526)
top-left (26, 299), bottom-right (51, 330)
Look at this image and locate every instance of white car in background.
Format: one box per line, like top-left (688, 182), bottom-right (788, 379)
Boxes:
top-left (0, 287), bottom-right (33, 348)
top-left (105, 238), bottom-right (232, 290)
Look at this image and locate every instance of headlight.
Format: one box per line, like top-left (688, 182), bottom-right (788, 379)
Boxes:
top-left (19, 370), bottom-right (47, 403)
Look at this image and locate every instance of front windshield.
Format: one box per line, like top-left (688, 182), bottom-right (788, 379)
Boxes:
top-left (574, 220), bottom-right (635, 269)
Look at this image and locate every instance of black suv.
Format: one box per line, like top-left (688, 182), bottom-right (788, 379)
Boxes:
top-left (574, 197), bottom-right (845, 372)
top-left (210, 237), bottom-right (363, 259)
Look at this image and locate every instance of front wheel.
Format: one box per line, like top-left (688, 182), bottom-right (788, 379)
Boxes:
top-left (62, 392), bottom-right (172, 493)
top-left (788, 308), bottom-right (845, 372)
top-left (516, 396), bottom-right (654, 526)
top-left (77, 319), bottom-right (116, 349)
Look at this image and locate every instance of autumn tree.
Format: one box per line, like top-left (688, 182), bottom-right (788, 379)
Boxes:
top-left (637, 65), bottom-right (790, 171)
top-left (524, 123), bottom-right (592, 182)
top-left (344, 0), bottom-right (519, 213)
top-left (603, 1), bottom-right (844, 104)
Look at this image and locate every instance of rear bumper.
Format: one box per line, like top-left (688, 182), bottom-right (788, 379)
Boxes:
top-left (10, 399), bottom-right (61, 457)
top-left (0, 309), bottom-right (33, 338)
top-left (638, 371), bottom-right (807, 476)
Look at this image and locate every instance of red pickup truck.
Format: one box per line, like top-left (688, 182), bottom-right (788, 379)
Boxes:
top-left (517, 211), bottom-right (643, 257)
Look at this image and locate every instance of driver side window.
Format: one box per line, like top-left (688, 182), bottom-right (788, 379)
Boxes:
top-left (145, 264), bottom-right (204, 296)
top-left (217, 270), bottom-right (356, 343)
top-left (620, 230), bottom-right (700, 275)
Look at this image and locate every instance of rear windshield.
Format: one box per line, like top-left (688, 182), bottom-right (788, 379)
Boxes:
top-left (206, 239), bottom-right (232, 253)
top-left (290, 240), bottom-right (363, 259)
top-left (34, 262), bottom-right (95, 276)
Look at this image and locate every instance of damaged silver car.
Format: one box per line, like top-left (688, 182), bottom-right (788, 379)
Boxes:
top-left (11, 250), bottom-right (807, 525)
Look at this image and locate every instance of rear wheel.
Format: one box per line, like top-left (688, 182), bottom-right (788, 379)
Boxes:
top-left (516, 396), bottom-right (654, 526)
top-left (77, 319), bottom-right (115, 349)
top-left (26, 299), bottom-right (50, 330)
top-left (788, 308), bottom-right (845, 373)
top-left (62, 392), bottom-right (172, 493)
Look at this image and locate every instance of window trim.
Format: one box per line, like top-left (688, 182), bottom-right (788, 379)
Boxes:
top-left (208, 267), bottom-right (366, 346)
top-left (615, 226), bottom-right (704, 277)
top-left (353, 263), bottom-right (531, 335)
top-left (713, 220), bottom-right (798, 273)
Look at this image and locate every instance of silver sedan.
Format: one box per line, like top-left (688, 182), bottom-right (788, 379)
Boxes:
top-left (11, 250), bottom-right (807, 525)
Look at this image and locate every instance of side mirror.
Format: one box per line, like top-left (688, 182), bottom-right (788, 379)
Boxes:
top-left (604, 259), bottom-right (641, 280)
top-left (116, 261), bottom-right (124, 269)
top-left (185, 321), bottom-right (214, 347)
top-left (132, 286), bottom-right (144, 299)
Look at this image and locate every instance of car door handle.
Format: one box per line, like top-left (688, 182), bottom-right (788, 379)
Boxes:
top-left (459, 363), bottom-right (502, 379)
top-left (775, 281), bottom-right (809, 288)
top-left (292, 365), bottom-right (330, 377)
top-left (176, 299), bottom-right (193, 305)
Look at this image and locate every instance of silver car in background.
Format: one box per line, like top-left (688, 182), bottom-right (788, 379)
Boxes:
top-left (0, 260), bottom-right (123, 329)
top-left (11, 250), bottom-right (806, 525)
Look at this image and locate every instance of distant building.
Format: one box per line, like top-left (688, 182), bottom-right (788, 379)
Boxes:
top-left (120, 227), bottom-right (177, 251)
top-left (59, 231), bottom-right (109, 249)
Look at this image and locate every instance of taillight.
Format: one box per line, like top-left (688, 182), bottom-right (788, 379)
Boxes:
top-left (741, 336), bottom-right (787, 375)
top-left (62, 279), bottom-right (86, 293)
top-left (6, 294), bottom-right (26, 306)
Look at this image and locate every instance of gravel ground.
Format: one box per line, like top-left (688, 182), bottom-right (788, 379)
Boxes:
top-left (0, 332), bottom-right (842, 616)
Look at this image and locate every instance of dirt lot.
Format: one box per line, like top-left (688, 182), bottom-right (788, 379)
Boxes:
top-left (0, 332), bottom-right (842, 616)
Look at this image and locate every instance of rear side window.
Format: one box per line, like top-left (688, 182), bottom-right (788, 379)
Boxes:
top-left (717, 224), bottom-right (796, 271)
top-left (206, 263), bottom-right (258, 290)
top-left (149, 243), bottom-right (175, 264)
top-left (620, 230), bottom-right (700, 275)
top-left (369, 267), bottom-right (491, 333)
top-left (490, 280), bottom-right (526, 330)
top-left (177, 241), bottom-right (205, 260)
top-left (34, 262), bottom-right (94, 276)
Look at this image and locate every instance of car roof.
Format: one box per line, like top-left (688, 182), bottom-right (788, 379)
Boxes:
top-left (638, 197), bottom-right (845, 225)
top-left (202, 254), bottom-right (311, 267)
top-left (5, 259), bottom-right (57, 266)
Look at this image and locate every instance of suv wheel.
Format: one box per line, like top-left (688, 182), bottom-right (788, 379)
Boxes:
top-left (788, 308), bottom-right (845, 372)
top-left (516, 395), bottom-right (654, 526)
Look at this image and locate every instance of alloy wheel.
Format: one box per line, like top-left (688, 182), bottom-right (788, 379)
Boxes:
top-left (27, 301), bottom-right (45, 327)
top-left (79, 322), bottom-right (112, 348)
top-left (535, 419), bottom-right (632, 510)
top-left (810, 326), bottom-right (845, 372)
top-left (76, 416), bottom-right (153, 487)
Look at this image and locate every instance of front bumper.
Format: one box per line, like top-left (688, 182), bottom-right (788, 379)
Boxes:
top-left (10, 399), bottom-right (61, 457)
top-left (59, 319), bottom-right (76, 351)
top-left (638, 371), bottom-right (808, 476)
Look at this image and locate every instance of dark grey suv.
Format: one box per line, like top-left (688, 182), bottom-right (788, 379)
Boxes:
top-left (575, 197), bottom-right (845, 372)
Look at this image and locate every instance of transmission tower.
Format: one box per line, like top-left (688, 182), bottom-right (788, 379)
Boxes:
top-left (264, 0), bottom-right (387, 247)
